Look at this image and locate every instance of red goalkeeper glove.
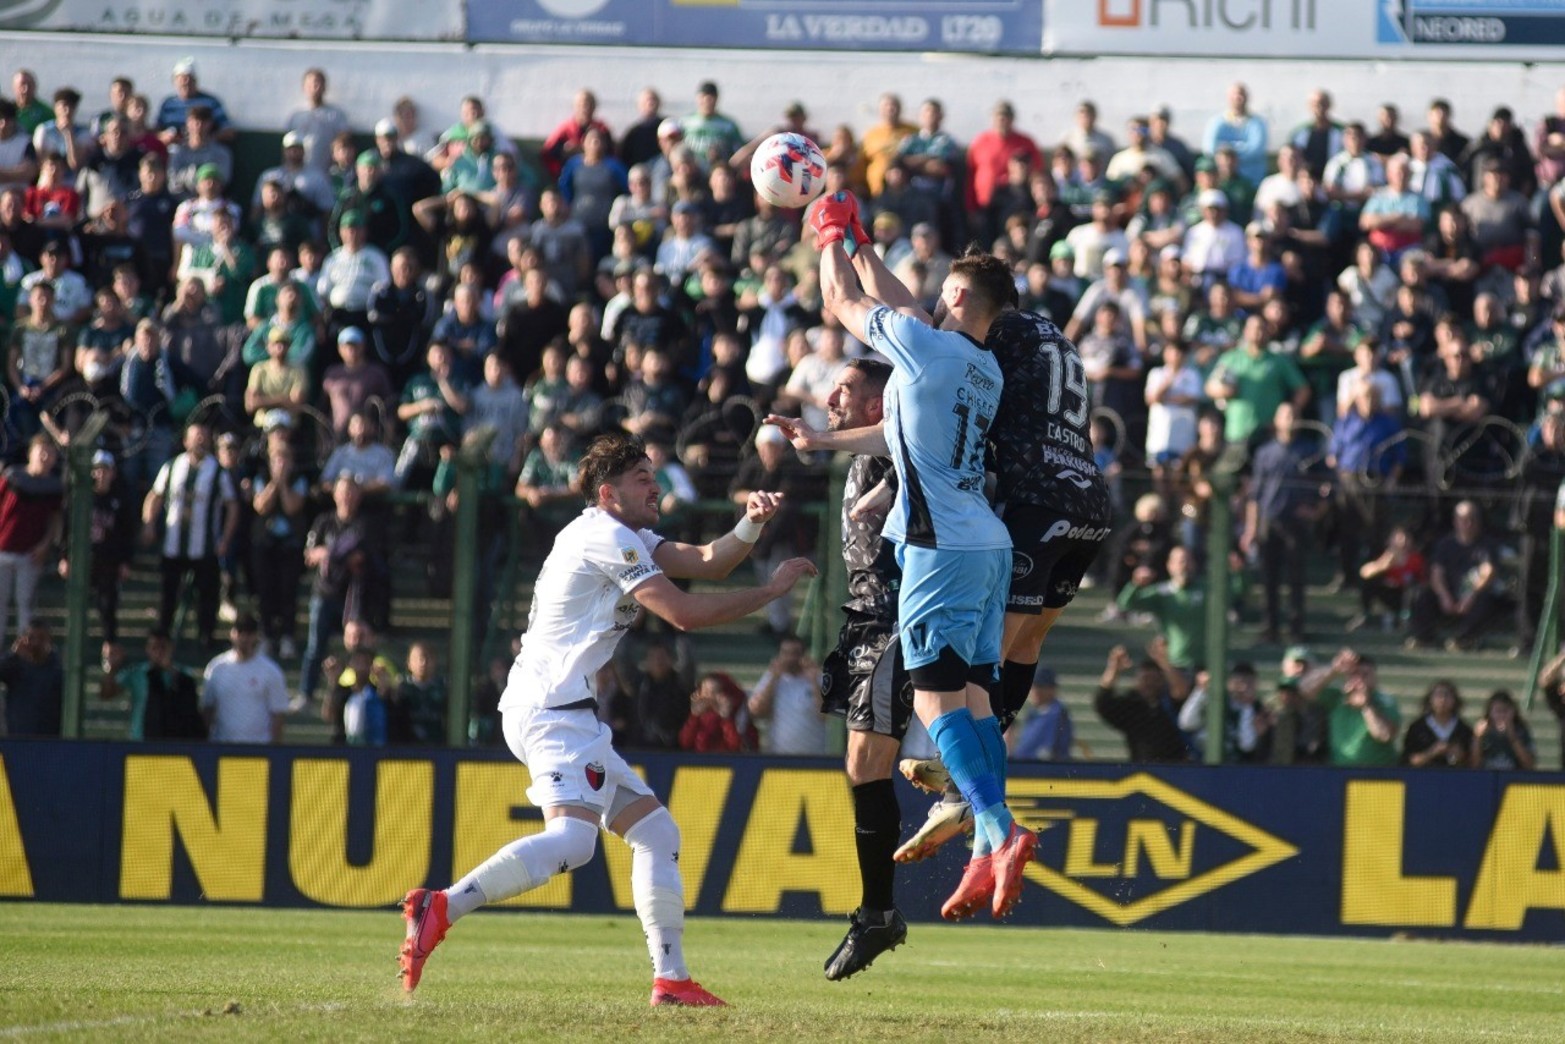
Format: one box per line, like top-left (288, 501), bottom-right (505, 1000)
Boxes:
top-left (809, 191), bottom-right (867, 256)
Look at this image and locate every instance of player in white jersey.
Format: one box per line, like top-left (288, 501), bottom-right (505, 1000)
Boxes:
top-left (398, 433), bottom-right (816, 1007)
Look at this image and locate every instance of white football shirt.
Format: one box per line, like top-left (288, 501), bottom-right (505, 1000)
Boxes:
top-left (501, 507), bottom-right (665, 711)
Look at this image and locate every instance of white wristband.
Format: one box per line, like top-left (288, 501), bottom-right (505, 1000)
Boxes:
top-left (734, 516), bottom-right (765, 543)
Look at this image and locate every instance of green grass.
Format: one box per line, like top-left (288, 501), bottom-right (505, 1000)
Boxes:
top-left (2, 906), bottom-right (1563, 1042)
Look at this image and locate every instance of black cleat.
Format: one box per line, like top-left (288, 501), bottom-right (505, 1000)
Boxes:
top-left (824, 907), bottom-right (908, 981)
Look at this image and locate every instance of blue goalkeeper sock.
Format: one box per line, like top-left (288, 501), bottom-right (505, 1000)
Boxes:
top-left (975, 714), bottom-right (1008, 793)
top-left (927, 709), bottom-right (1009, 853)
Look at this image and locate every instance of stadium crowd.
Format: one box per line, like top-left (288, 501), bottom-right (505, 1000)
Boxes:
top-left (0, 60), bottom-right (1564, 763)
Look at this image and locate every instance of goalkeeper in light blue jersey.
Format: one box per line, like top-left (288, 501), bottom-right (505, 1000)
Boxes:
top-left (769, 193), bottom-right (1037, 922)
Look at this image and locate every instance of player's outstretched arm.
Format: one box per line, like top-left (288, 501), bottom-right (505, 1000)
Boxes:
top-left (851, 232), bottom-right (932, 325)
top-left (762, 413), bottom-right (888, 455)
top-left (819, 239), bottom-right (879, 346)
top-left (632, 558), bottom-right (818, 631)
top-left (653, 491), bottom-right (786, 581)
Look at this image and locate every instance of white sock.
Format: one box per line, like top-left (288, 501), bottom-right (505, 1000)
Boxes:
top-left (623, 808), bottom-right (688, 981)
top-left (444, 817), bottom-right (599, 922)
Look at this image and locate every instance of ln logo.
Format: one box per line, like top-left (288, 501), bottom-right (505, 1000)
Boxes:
top-left (1009, 773), bottom-right (1298, 926)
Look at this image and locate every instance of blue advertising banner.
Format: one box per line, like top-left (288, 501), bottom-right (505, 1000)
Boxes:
top-left (1379, 0), bottom-right (1565, 47)
top-left (3, 740), bottom-right (1564, 939)
top-left (466, 0), bottom-right (1044, 54)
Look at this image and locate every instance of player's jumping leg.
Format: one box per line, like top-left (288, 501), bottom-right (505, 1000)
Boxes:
top-left (898, 606), bottom-right (1066, 863)
top-left (400, 808), bottom-right (599, 993)
top-left (825, 729), bottom-right (908, 980)
top-left (610, 796), bottom-right (726, 1007)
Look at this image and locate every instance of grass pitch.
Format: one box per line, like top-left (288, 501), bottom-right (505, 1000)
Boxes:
top-left (1, 905), bottom-right (1561, 1042)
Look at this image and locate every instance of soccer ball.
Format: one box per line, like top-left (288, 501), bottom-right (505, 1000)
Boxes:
top-left (749, 132), bottom-right (827, 209)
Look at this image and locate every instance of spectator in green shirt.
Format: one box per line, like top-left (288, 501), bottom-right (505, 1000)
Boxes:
top-left (1205, 313), bottom-right (1310, 444)
top-left (1117, 544), bottom-right (1243, 672)
top-left (1298, 647), bottom-right (1400, 766)
top-left (100, 629), bottom-right (206, 741)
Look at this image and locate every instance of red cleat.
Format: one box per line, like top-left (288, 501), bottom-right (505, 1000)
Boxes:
top-left (650, 977), bottom-right (727, 1007)
top-left (991, 823), bottom-right (1039, 919)
top-left (398, 888), bottom-right (450, 993)
top-left (940, 853), bottom-right (994, 921)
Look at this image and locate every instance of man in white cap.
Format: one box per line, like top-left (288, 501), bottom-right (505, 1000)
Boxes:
top-left (284, 68), bottom-right (348, 174)
top-left (155, 58), bottom-right (233, 145)
top-left (372, 118), bottom-right (441, 207)
top-left (254, 130), bottom-right (334, 217)
top-left (1181, 187), bottom-right (1245, 286)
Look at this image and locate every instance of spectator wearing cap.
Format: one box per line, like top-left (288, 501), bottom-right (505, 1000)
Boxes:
top-left (681, 80), bottom-right (743, 170)
top-left (1107, 115), bottom-right (1185, 191)
top-left (655, 199), bottom-right (716, 285)
top-left (542, 88), bottom-right (615, 180)
top-left (1460, 157), bottom-right (1536, 272)
top-left (254, 130), bottom-right (334, 218)
top-left (429, 95), bottom-right (518, 172)
top-left (166, 105), bottom-right (232, 199)
top-left (332, 149), bottom-right (408, 255)
top-left (244, 322), bottom-right (307, 429)
top-left (178, 207), bottom-right (256, 326)
top-left (966, 100), bottom-right (1042, 233)
top-left (372, 118), bottom-right (441, 212)
top-left (30, 87), bottom-right (93, 178)
top-left (1067, 246), bottom-right (1148, 352)
top-left (1009, 665), bottom-right (1074, 761)
top-left (442, 120), bottom-right (501, 198)
top-left (242, 283), bottom-right (314, 373)
top-left (1181, 188), bottom-right (1245, 285)
top-left (284, 68), bottom-right (349, 175)
top-left (156, 58), bottom-right (233, 144)
top-left (866, 211), bottom-right (912, 271)
top-left (1461, 105), bottom-right (1536, 197)
top-left (1202, 82), bottom-right (1268, 185)
top-left (646, 116), bottom-right (685, 206)
top-left (318, 212), bottom-right (391, 339)
top-left (320, 326), bottom-right (392, 437)
top-left (1044, 239), bottom-right (1084, 306)
top-left (1065, 188), bottom-right (1131, 281)
top-left (170, 163), bottom-right (240, 255)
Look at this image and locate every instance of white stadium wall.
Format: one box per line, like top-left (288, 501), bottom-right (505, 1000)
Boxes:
top-left (1, 32), bottom-right (1563, 150)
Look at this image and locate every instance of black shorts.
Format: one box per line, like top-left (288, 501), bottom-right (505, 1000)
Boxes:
top-left (820, 611), bottom-right (914, 740)
top-left (1003, 505), bottom-right (1112, 614)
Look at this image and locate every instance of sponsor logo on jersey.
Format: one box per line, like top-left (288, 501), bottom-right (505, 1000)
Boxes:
top-left (585, 762), bottom-right (606, 791)
top-left (620, 562), bottom-right (655, 584)
top-left (964, 362), bottom-right (998, 394)
top-left (1013, 552), bottom-right (1034, 579)
top-left (1042, 520), bottom-right (1113, 543)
